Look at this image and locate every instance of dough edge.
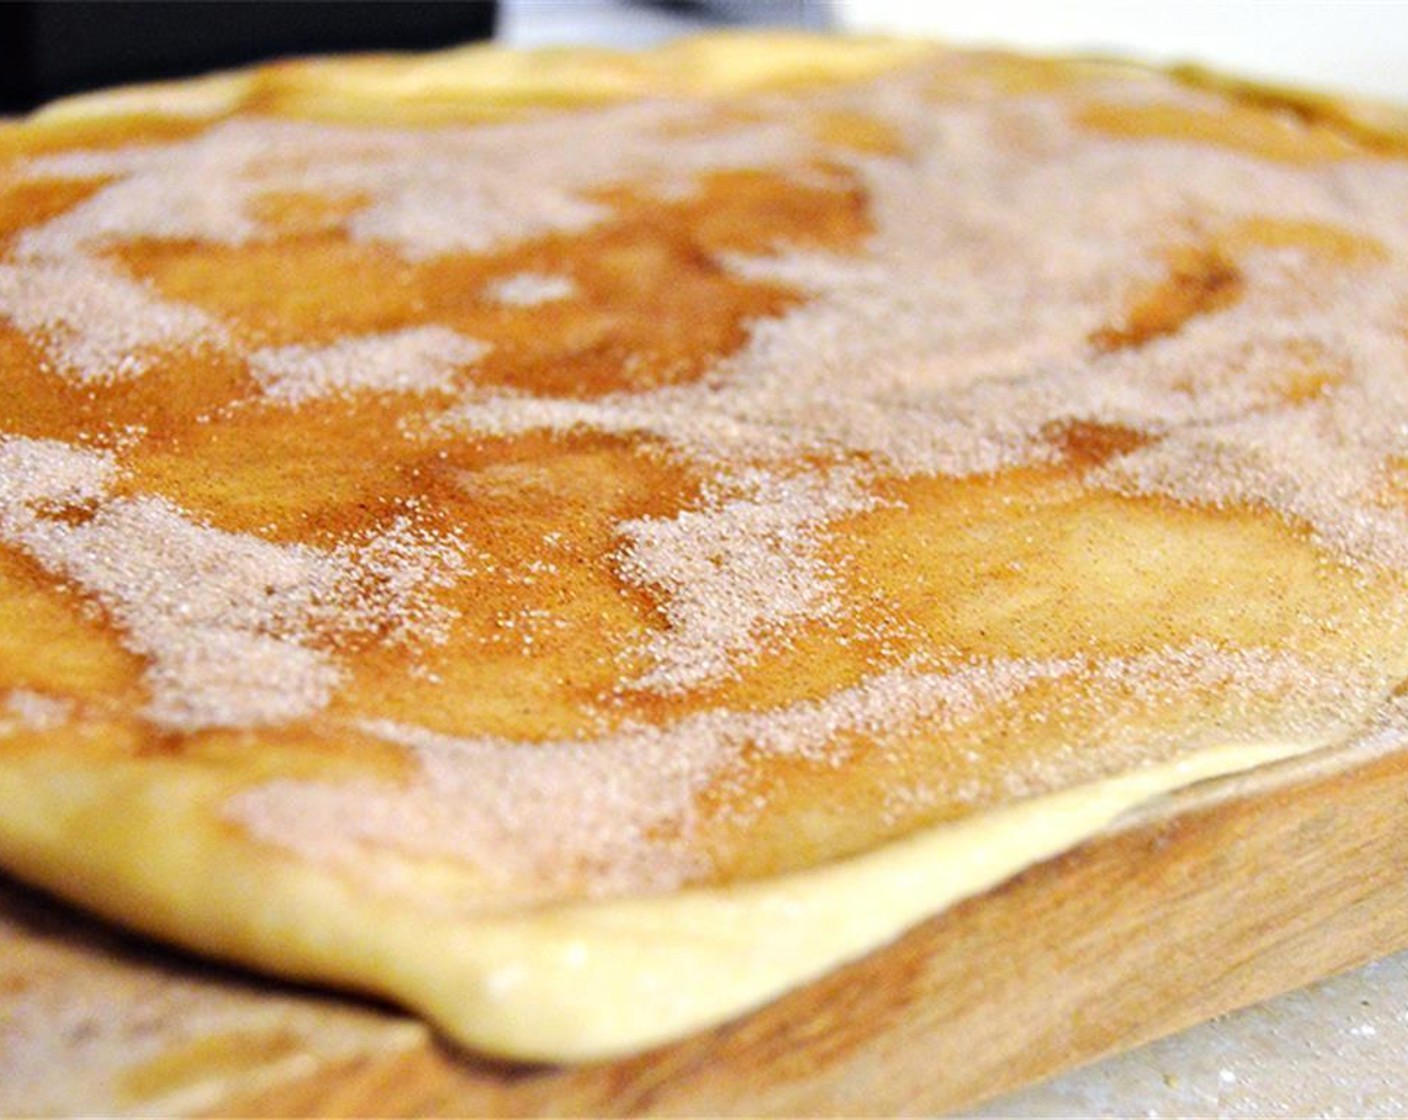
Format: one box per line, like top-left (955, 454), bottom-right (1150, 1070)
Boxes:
top-left (0, 736), bottom-right (1332, 1061)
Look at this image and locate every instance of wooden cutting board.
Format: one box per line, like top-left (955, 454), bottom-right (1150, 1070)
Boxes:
top-left (7, 739), bottom-right (1408, 1117)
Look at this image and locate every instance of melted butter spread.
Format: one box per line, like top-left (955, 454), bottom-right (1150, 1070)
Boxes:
top-left (1, 33), bottom-right (1408, 1060)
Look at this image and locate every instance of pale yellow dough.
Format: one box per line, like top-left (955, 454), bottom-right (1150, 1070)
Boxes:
top-left (0, 735), bottom-right (1343, 1060)
top-left (3, 32), bottom-right (1408, 1065)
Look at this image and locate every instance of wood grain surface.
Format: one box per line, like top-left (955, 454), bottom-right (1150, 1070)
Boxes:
top-left (123, 740), bottom-right (1401, 1117)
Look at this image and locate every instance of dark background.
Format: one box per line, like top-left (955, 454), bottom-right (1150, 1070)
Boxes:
top-left (0, 2), bottom-right (500, 113)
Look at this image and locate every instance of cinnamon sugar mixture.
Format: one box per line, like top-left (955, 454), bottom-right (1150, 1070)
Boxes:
top-left (249, 327), bottom-right (488, 404)
top-left (4, 53), bottom-right (1408, 901)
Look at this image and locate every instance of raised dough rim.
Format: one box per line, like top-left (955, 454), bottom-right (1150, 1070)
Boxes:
top-left (20, 30), bottom-right (1408, 147)
top-left (2, 32), bottom-right (1408, 1063)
